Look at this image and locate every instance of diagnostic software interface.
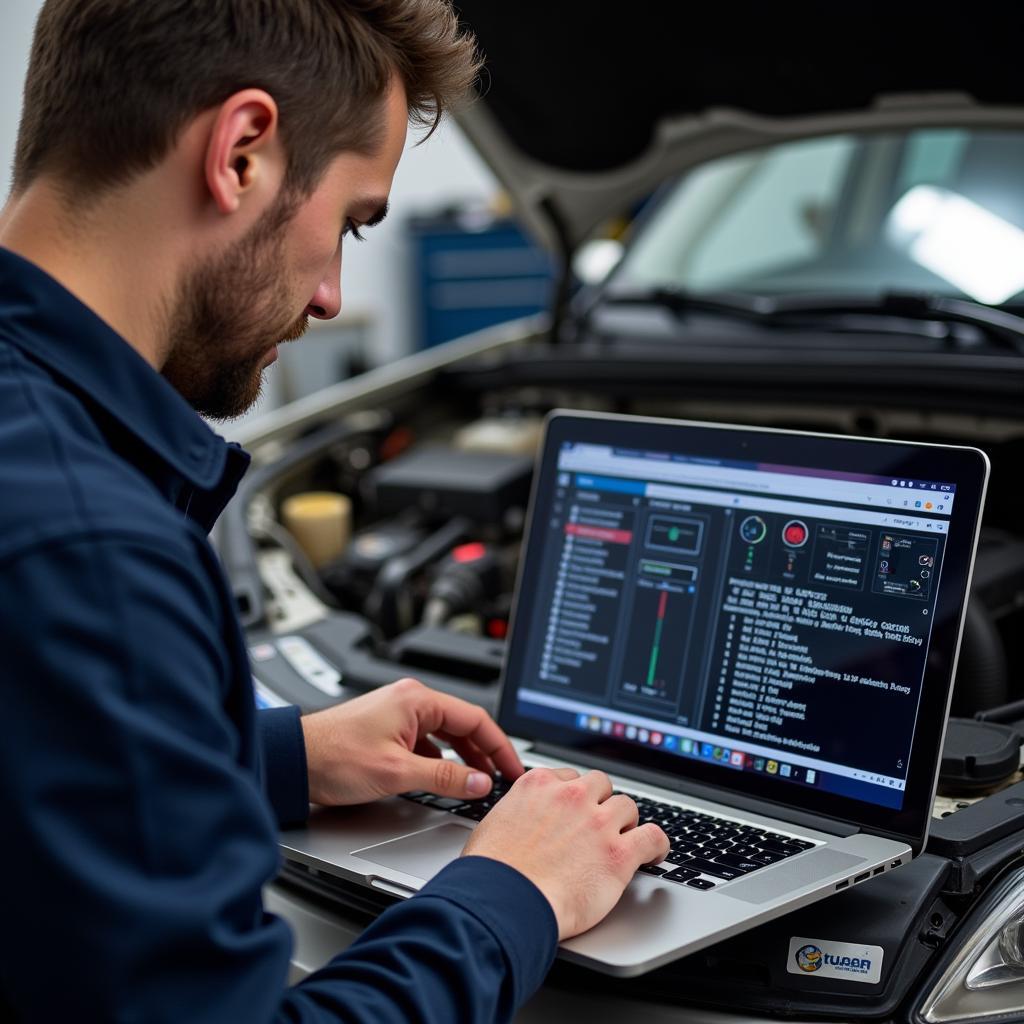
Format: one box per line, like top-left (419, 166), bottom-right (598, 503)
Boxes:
top-left (513, 441), bottom-right (957, 811)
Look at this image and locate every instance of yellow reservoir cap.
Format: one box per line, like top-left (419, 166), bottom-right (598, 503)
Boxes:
top-left (280, 491), bottom-right (352, 568)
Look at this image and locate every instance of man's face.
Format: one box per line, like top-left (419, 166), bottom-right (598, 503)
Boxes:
top-left (162, 81), bottom-right (408, 419)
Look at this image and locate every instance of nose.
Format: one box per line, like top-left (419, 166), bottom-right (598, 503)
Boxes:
top-left (306, 244), bottom-right (342, 320)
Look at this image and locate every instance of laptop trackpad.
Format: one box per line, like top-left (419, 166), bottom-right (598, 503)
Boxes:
top-left (725, 848), bottom-right (864, 904)
top-left (353, 822), bottom-right (474, 882)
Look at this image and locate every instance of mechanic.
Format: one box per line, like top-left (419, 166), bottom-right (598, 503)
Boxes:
top-left (0, 1), bottom-right (669, 1021)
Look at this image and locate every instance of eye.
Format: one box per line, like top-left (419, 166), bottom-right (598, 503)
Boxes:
top-left (342, 219), bottom-right (365, 243)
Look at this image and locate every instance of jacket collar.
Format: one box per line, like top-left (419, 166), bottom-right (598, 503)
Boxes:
top-left (0, 246), bottom-right (251, 521)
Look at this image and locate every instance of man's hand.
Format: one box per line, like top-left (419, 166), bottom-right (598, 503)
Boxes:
top-left (300, 678), bottom-right (524, 806)
top-left (462, 767), bottom-right (670, 940)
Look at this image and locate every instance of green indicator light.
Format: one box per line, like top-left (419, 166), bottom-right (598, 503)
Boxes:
top-left (642, 562), bottom-right (672, 576)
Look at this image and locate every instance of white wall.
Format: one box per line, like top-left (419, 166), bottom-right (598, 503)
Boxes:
top-left (0, 0), bottom-right (499, 417)
top-left (0, 0), bottom-right (39, 198)
top-left (341, 115), bottom-right (498, 365)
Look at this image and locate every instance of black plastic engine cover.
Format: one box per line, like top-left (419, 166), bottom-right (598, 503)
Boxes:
top-left (245, 612), bottom-right (503, 714)
top-left (367, 446), bottom-right (533, 523)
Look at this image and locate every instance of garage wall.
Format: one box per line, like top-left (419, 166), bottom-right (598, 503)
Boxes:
top-left (0, 0), bottom-right (499, 417)
top-left (0, 1), bottom-right (36, 199)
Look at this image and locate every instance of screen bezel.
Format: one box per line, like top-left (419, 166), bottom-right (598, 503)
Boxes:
top-left (497, 411), bottom-right (989, 848)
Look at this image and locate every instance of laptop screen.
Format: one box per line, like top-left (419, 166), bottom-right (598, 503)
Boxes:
top-left (498, 413), bottom-right (988, 842)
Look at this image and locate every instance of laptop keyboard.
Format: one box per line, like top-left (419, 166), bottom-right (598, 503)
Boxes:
top-left (401, 774), bottom-right (818, 891)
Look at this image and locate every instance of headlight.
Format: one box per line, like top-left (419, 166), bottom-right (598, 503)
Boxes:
top-left (920, 865), bottom-right (1024, 1022)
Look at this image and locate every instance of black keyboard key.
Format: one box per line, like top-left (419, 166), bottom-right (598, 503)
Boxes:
top-left (763, 832), bottom-right (788, 841)
top-left (786, 839), bottom-right (816, 851)
top-left (730, 844), bottom-right (761, 858)
top-left (667, 850), bottom-right (695, 865)
top-left (715, 853), bottom-right (763, 873)
top-left (429, 797), bottom-right (470, 810)
top-left (664, 825), bottom-right (691, 839)
top-left (663, 867), bottom-right (700, 884)
top-left (637, 864), bottom-right (667, 876)
top-left (702, 838), bottom-right (735, 851)
top-left (670, 839), bottom-right (700, 853)
top-left (758, 839), bottom-right (800, 857)
top-left (750, 850), bottom-right (785, 865)
top-left (686, 857), bottom-right (745, 880)
top-left (454, 806), bottom-right (488, 821)
top-left (686, 877), bottom-right (716, 890)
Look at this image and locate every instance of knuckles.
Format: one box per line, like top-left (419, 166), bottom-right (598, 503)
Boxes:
top-left (433, 758), bottom-right (457, 793)
top-left (518, 767), bottom-right (551, 789)
top-left (558, 780), bottom-right (588, 805)
top-left (391, 677), bottom-right (425, 699)
top-left (605, 839), bottom-right (632, 872)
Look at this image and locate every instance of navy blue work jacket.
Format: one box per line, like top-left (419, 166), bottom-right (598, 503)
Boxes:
top-left (0, 247), bottom-right (557, 1022)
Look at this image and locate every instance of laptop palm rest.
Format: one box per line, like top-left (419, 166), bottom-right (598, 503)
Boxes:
top-left (724, 848), bottom-right (864, 904)
top-left (353, 822), bottom-right (473, 881)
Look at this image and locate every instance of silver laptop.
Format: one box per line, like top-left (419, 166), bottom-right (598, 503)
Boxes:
top-left (279, 412), bottom-right (989, 977)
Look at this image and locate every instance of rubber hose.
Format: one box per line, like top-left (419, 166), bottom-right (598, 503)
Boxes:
top-left (951, 597), bottom-right (1009, 715)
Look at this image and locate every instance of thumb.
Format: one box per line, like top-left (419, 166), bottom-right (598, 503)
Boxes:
top-left (411, 754), bottom-right (493, 800)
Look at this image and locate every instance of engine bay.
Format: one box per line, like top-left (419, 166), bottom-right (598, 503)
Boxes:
top-left (221, 369), bottom-right (1024, 736)
top-left (222, 348), bottom-right (1024, 1017)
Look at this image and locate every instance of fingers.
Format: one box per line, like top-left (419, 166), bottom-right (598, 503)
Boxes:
top-left (579, 769), bottom-right (613, 803)
top-left (410, 684), bottom-right (524, 781)
top-left (623, 821), bottom-right (671, 866)
top-left (602, 793), bottom-right (640, 832)
top-left (433, 732), bottom-right (497, 777)
top-left (512, 766), bottom-right (578, 788)
top-left (405, 753), bottom-right (493, 799)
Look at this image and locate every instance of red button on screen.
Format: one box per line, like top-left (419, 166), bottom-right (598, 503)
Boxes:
top-left (783, 521), bottom-right (808, 546)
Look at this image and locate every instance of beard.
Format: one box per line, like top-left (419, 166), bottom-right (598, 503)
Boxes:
top-left (161, 194), bottom-right (310, 419)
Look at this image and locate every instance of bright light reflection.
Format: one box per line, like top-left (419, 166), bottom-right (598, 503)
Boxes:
top-left (887, 185), bottom-right (1024, 305)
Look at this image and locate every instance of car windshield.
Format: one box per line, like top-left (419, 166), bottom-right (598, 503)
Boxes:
top-left (613, 128), bottom-right (1024, 309)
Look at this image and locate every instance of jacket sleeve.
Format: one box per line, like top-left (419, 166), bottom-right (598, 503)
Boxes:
top-left (1, 533), bottom-right (557, 1024)
top-left (257, 706), bottom-right (311, 828)
top-left (280, 856), bottom-right (558, 1023)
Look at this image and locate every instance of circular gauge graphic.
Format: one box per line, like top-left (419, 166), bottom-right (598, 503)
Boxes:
top-left (782, 519), bottom-right (809, 548)
top-left (739, 515), bottom-right (767, 544)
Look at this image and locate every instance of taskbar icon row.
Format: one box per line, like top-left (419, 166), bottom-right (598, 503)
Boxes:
top-left (574, 712), bottom-right (818, 786)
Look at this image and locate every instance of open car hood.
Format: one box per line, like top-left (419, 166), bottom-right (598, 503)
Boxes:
top-left (454, 6), bottom-right (1024, 255)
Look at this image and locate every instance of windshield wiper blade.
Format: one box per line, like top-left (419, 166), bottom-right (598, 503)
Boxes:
top-left (602, 286), bottom-right (775, 321)
top-left (601, 286), bottom-right (1024, 352)
top-left (759, 291), bottom-right (1024, 352)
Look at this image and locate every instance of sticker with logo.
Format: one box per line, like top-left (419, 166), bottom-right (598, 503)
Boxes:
top-left (787, 936), bottom-right (883, 984)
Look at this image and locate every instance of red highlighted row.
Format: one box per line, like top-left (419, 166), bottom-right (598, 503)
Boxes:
top-left (565, 523), bottom-right (634, 545)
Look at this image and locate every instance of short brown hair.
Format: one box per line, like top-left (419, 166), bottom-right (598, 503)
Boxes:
top-left (13, 0), bottom-right (481, 199)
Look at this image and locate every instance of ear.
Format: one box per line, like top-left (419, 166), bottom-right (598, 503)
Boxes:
top-left (203, 89), bottom-right (282, 215)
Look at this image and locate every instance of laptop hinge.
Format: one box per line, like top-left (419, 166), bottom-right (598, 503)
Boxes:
top-left (530, 742), bottom-right (860, 839)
